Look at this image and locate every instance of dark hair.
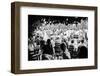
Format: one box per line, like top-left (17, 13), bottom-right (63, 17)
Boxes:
top-left (47, 39), bottom-right (51, 45)
top-left (81, 40), bottom-right (84, 43)
top-left (71, 40), bottom-right (74, 43)
top-left (40, 40), bottom-right (45, 46)
top-left (60, 43), bottom-right (66, 52)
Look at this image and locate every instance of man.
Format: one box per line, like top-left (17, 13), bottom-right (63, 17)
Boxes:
top-left (60, 40), bottom-right (71, 59)
top-left (54, 38), bottom-right (63, 60)
top-left (68, 40), bottom-right (75, 59)
top-left (77, 40), bottom-right (88, 58)
top-left (42, 39), bottom-right (54, 60)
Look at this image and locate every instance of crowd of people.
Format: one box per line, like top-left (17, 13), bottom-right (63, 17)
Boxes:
top-left (28, 19), bottom-right (88, 61)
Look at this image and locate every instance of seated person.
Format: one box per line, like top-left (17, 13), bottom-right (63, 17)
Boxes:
top-left (42, 39), bottom-right (54, 60)
top-left (54, 42), bottom-right (63, 60)
top-left (60, 41), bottom-right (71, 59)
top-left (68, 40), bottom-right (76, 59)
top-left (77, 40), bottom-right (88, 58)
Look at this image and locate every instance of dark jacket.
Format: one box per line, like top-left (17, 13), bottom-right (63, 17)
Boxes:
top-left (42, 44), bottom-right (53, 55)
top-left (77, 46), bottom-right (88, 58)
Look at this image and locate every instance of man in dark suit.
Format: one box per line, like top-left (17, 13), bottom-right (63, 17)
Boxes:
top-left (77, 40), bottom-right (88, 58)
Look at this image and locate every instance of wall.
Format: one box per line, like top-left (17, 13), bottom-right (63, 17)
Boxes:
top-left (0, 0), bottom-right (100, 76)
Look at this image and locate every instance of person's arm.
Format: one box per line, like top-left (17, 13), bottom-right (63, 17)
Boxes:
top-left (52, 46), bottom-right (56, 59)
top-left (65, 49), bottom-right (71, 59)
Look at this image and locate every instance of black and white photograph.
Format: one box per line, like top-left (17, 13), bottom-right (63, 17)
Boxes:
top-left (11, 2), bottom-right (97, 73)
top-left (28, 15), bottom-right (88, 61)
